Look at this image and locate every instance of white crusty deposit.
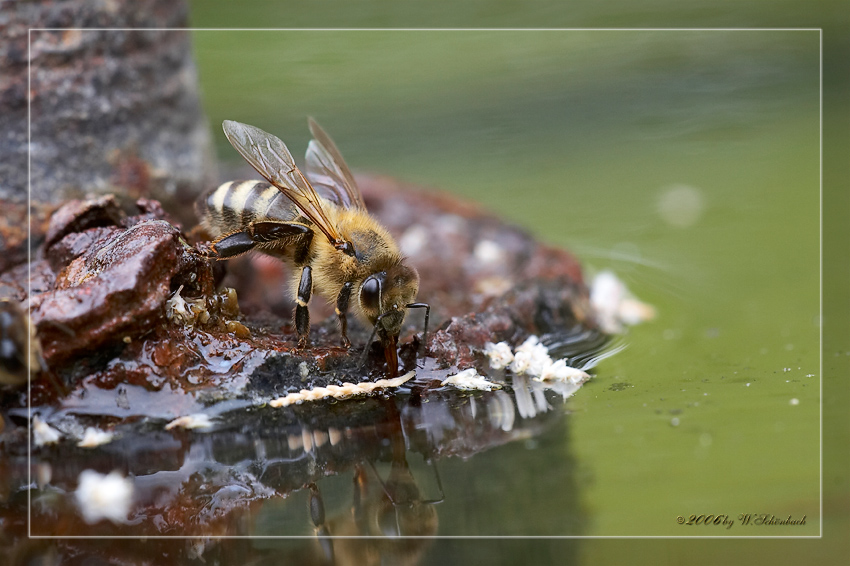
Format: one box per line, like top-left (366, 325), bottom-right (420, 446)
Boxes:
top-left (270, 371), bottom-right (415, 408)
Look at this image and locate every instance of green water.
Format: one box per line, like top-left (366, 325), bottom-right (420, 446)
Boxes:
top-left (188, 25), bottom-right (834, 560)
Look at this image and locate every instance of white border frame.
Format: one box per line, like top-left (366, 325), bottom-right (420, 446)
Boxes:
top-left (26, 27), bottom-right (823, 541)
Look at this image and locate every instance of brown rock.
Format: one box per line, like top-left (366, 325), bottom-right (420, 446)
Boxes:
top-left (46, 226), bottom-right (125, 273)
top-left (43, 195), bottom-right (127, 249)
top-left (31, 220), bottom-right (185, 366)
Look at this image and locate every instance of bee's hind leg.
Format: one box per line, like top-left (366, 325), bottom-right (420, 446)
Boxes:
top-left (209, 231), bottom-right (256, 258)
top-left (209, 221), bottom-right (311, 258)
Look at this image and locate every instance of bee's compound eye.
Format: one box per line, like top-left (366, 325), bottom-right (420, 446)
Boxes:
top-left (360, 274), bottom-right (382, 313)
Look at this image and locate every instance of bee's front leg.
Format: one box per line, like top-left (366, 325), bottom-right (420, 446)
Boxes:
top-left (335, 282), bottom-right (353, 349)
top-left (295, 266), bottom-right (312, 350)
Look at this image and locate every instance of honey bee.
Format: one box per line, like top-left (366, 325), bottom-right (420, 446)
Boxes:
top-left (197, 119), bottom-right (428, 377)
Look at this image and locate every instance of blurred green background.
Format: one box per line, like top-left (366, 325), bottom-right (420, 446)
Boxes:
top-left (187, 3), bottom-right (848, 564)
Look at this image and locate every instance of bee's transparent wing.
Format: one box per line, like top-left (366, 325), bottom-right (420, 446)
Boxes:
top-left (222, 120), bottom-right (342, 244)
top-left (305, 117), bottom-right (367, 211)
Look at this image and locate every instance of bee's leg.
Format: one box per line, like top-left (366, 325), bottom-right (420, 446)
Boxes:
top-left (210, 221), bottom-right (310, 258)
top-left (295, 265), bottom-right (312, 349)
top-left (335, 282), bottom-right (353, 348)
top-left (209, 231), bottom-right (256, 258)
top-left (248, 221), bottom-right (311, 243)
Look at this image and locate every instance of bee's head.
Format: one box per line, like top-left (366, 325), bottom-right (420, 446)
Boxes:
top-left (359, 263), bottom-right (420, 375)
top-left (359, 264), bottom-right (420, 337)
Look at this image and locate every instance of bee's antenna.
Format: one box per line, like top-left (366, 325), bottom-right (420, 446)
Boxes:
top-left (406, 302), bottom-right (430, 356)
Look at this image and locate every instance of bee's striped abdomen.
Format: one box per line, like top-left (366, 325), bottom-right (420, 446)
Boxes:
top-left (201, 180), bottom-right (294, 235)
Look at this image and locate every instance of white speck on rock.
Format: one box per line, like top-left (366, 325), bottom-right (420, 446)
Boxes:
top-left (165, 414), bottom-right (213, 430)
top-left (33, 415), bottom-right (61, 446)
top-left (484, 341), bottom-right (514, 370)
top-left (510, 336), bottom-right (552, 377)
top-left (535, 359), bottom-right (589, 384)
top-left (442, 368), bottom-right (501, 391)
top-left (77, 427), bottom-right (114, 448)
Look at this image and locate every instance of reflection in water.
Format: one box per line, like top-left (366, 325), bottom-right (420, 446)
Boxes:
top-left (0, 370), bottom-right (583, 564)
top-left (300, 409), bottom-right (441, 565)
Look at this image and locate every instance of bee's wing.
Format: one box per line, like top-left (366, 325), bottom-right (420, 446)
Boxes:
top-left (222, 120), bottom-right (342, 244)
top-left (304, 117), bottom-right (367, 211)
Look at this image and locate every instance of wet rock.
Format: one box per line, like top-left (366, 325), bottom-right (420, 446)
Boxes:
top-left (4, 192), bottom-right (219, 380)
top-left (0, 172), bottom-right (606, 413)
top-left (0, 260), bottom-right (55, 304)
top-left (425, 279), bottom-right (590, 369)
top-left (1, 181), bottom-right (603, 421)
top-left (0, 264), bottom-right (30, 302)
top-left (46, 226), bottom-right (125, 273)
top-left (43, 195), bottom-right (127, 249)
top-left (14, 172), bottom-right (600, 392)
top-left (32, 219), bottom-right (189, 366)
